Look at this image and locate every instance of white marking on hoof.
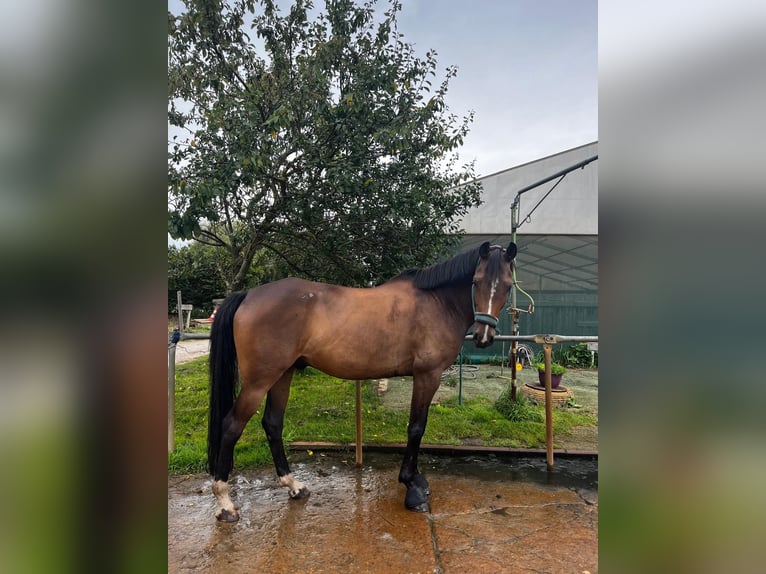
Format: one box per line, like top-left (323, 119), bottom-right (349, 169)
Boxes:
top-left (212, 479), bottom-right (237, 517)
top-left (278, 473), bottom-right (307, 498)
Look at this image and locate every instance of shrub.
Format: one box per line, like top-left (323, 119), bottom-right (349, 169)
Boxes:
top-left (168, 243), bottom-right (226, 313)
top-left (534, 362), bottom-right (567, 375)
top-left (565, 342), bottom-right (597, 368)
top-left (534, 344), bottom-right (598, 369)
top-left (494, 387), bottom-right (544, 423)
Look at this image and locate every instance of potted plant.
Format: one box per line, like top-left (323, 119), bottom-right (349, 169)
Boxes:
top-left (535, 362), bottom-right (567, 388)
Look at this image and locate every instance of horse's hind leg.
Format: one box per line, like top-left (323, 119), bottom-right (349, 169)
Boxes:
top-left (212, 385), bottom-right (267, 522)
top-left (262, 368), bottom-right (310, 499)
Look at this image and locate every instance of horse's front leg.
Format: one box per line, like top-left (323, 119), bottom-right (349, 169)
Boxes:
top-left (399, 371), bottom-right (440, 512)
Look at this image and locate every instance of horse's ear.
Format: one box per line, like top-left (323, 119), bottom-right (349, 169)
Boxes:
top-left (479, 241), bottom-right (491, 259)
top-left (505, 242), bottom-right (517, 262)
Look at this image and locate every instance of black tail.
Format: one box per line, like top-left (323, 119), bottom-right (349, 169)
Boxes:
top-left (207, 290), bottom-right (248, 475)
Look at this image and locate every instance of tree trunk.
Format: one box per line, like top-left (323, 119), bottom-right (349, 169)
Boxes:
top-left (229, 240), bottom-right (261, 293)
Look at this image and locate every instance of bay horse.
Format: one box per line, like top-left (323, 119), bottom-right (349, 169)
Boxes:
top-left (208, 241), bottom-right (517, 521)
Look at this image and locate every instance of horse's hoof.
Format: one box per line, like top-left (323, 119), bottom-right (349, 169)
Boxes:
top-left (405, 486), bottom-right (429, 513)
top-left (216, 508), bottom-right (239, 523)
top-left (289, 487), bottom-right (310, 500)
top-left (412, 474), bottom-right (431, 496)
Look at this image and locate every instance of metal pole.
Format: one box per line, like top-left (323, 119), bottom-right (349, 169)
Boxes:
top-left (512, 155), bottom-right (598, 199)
top-left (355, 380), bottom-right (363, 467)
top-left (501, 341), bottom-right (505, 376)
top-left (510, 308), bottom-right (520, 402)
top-left (543, 344), bottom-right (554, 470)
top-left (177, 290), bottom-right (184, 336)
top-left (510, 199), bottom-right (519, 401)
top-left (168, 343), bottom-right (176, 453)
top-left (464, 334), bottom-right (598, 343)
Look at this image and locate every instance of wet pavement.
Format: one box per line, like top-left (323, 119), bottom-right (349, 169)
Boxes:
top-left (168, 450), bottom-right (597, 573)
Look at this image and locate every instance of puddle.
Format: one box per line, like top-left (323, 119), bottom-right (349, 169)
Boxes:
top-left (170, 450), bottom-right (597, 573)
top-left (420, 452), bottom-right (597, 490)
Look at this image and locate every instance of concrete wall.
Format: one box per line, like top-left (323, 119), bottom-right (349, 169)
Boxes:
top-left (457, 141), bottom-right (598, 235)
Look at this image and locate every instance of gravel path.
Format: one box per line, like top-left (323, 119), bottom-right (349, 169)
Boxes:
top-left (172, 338), bottom-right (210, 364)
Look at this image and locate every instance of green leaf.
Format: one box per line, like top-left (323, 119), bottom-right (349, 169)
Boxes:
top-left (168, 0), bottom-right (483, 290)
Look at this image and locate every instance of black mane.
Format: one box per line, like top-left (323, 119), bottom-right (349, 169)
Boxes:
top-left (392, 246), bottom-right (482, 290)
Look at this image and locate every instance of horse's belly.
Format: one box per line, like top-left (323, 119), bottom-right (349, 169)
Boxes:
top-left (306, 334), bottom-right (458, 381)
top-left (308, 348), bottom-right (413, 380)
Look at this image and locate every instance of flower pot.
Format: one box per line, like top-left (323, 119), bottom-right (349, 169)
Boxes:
top-left (537, 371), bottom-right (563, 389)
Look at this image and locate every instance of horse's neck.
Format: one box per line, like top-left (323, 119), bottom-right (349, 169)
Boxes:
top-left (431, 283), bottom-right (474, 331)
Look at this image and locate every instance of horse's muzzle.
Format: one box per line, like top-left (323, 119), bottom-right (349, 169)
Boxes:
top-left (472, 324), bottom-right (495, 348)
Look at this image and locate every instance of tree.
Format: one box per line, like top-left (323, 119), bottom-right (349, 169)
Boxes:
top-left (168, 242), bottom-right (280, 309)
top-left (168, 0), bottom-right (482, 291)
top-left (168, 243), bottom-right (226, 313)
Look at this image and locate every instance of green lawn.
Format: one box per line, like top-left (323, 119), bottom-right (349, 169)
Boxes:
top-left (169, 357), bottom-right (597, 473)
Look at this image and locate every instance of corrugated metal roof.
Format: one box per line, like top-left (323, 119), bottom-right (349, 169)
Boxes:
top-left (457, 141), bottom-right (598, 235)
top-left (459, 234), bottom-right (598, 293)
top-left (455, 143), bottom-right (598, 297)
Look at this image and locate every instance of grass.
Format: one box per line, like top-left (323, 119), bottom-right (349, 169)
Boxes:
top-left (169, 357), bottom-right (597, 474)
top-left (168, 318), bottom-right (212, 335)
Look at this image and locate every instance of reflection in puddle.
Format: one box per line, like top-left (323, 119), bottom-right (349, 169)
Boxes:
top-left (169, 450), bottom-right (597, 573)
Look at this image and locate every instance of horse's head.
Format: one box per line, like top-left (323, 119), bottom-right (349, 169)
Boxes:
top-left (471, 241), bottom-right (517, 348)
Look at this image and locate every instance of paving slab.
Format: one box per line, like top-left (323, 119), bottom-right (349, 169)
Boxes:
top-left (169, 451), bottom-right (597, 573)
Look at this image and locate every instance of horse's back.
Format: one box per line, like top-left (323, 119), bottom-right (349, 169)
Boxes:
top-left (229, 278), bottom-right (322, 371)
top-left (231, 276), bottom-right (461, 380)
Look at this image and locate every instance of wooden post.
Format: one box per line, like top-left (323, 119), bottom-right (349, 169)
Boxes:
top-left (544, 343), bottom-right (554, 470)
top-left (458, 348), bottom-right (463, 406)
top-left (181, 304), bottom-right (193, 329)
top-left (355, 380), bottom-right (363, 467)
top-left (510, 340), bottom-right (518, 401)
top-left (168, 343), bottom-right (176, 453)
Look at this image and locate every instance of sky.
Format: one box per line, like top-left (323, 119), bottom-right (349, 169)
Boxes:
top-left (168, 0), bottom-right (597, 179)
top-left (392, 0), bottom-right (597, 177)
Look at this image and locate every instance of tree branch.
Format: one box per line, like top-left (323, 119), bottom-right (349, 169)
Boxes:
top-left (262, 243), bottom-right (317, 279)
top-left (196, 228), bottom-right (228, 248)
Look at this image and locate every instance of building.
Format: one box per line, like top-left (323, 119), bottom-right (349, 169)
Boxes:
top-left (456, 141), bottom-right (598, 359)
